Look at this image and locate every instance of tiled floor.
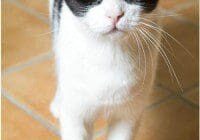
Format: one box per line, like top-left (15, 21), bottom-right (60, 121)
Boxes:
top-left (2, 0), bottom-right (199, 140)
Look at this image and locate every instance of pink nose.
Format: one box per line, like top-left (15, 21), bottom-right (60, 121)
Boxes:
top-left (107, 12), bottom-right (124, 24)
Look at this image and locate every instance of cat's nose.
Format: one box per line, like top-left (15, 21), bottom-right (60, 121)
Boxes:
top-left (107, 12), bottom-right (124, 24)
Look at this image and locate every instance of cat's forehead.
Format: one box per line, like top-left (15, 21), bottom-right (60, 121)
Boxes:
top-left (64, 0), bottom-right (159, 17)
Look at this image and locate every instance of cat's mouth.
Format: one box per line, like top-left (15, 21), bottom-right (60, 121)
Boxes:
top-left (106, 27), bottom-right (118, 34)
top-left (104, 27), bottom-right (125, 35)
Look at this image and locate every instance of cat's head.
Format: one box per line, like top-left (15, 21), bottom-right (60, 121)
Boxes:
top-left (64, 0), bottom-right (159, 38)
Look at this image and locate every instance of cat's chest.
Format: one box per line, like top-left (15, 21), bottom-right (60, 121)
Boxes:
top-left (57, 42), bottom-right (136, 94)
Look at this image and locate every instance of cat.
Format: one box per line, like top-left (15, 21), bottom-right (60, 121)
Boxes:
top-left (49, 0), bottom-right (161, 140)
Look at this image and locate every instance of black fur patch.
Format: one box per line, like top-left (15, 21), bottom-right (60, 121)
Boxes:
top-left (63, 0), bottom-right (159, 17)
top-left (125, 0), bottom-right (159, 12)
top-left (53, 0), bottom-right (63, 26)
top-left (64, 0), bottom-right (102, 16)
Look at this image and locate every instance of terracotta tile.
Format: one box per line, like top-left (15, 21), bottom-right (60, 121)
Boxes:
top-left (95, 135), bottom-right (106, 140)
top-left (2, 59), bottom-right (173, 139)
top-left (2, 97), bottom-right (59, 140)
top-left (2, 1), bottom-right (51, 69)
top-left (18, 0), bottom-right (49, 18)
top-left (155, 18), bottom-right (199, 93)
top-left (135, 98), bottom-right (199, 140)
top-left (159, 0), bottom-right (189, 9)
top-left (94, 117), bottom-right (107, 132)
top-left (93, 118), bottom-right (107, 140)
top-left (2, 59), bottom-right (57, 126)
top-left (178, 2), bottom-right (199, 25)
top-left (183, 87), bottom-right (199, 105)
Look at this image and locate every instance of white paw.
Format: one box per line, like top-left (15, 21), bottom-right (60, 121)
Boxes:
top-left (50, 100), bottom-right (60, 118)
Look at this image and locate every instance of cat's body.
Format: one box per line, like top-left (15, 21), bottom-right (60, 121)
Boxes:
top-left (50, 0), bottom-right (161, 139)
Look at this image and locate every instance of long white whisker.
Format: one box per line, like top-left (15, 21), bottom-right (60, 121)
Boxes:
top-left (128, 32), bottom-right (142, 73)
top-left (138, 27), bottom-right (173, 79)
top-left (140, 27), bottom-right (183, 92)
top-left (136, 27), bottom-right (154, 71)
top-left (139, 20), bottom-right (193, 58)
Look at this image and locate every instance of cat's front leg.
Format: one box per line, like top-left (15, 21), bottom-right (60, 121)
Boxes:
top-left (59, 110), bottom-right (88, 140)
top-left (108, 120), bottom-right (135, 140)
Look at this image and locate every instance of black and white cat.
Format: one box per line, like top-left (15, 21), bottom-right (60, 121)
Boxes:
top-left (50, 0), bottom-right (160, 140)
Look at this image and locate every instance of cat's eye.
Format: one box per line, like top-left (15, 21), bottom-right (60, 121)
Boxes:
top-left (135, 0), bottom-right (147, 3)
top-left (77, 0), bottom-right (102, 5)
top-left (125, 0), bottom-right (159, 11)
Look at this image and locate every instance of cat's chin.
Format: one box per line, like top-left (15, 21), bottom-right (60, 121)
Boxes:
top-left (102, 29), bottom-right (127, 40)
top-left (108, 32), bottom-right (125, 40)
top-left (88, 28), bottom-right (128, 41)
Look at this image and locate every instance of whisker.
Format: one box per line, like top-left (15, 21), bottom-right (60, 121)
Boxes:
top-left (128, 32), bottom-right (142, 74)
top-left (142, 13), bottom-right (181, 18)
top-left (139, 27), bottom-right (183, 92)
top-left (136, 27), bottom-right (154, 71)
top-left (136, 31), bottom-right (147, 89)
top-left (130, 31), bottom-right (146, 89)
top-left (139, 19), bottom-right (193, 58)
top-left (36, 30), bottom-right (56, 37)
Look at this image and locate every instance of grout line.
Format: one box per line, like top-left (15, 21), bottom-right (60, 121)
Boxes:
top-left (146, 83), bottom-right (176, 110)
top-left (3, 0), bottom-right (53, 76)
top-left (171, 82), bottom-right (199, 108)
top-left (146, 92), bottom-right (199, 111)
top-left (3, 51), bottom-right (53, 76)
top-left (146, 93), bottom-right (175, 110)
top-left (6, 0), bottom-right (49, 24)
top-left (156, 83), bottom-right (175, 94)
top-left (179, 84), bottom-right (199, 107)
top-left (2, 88), bottom-right (60, 136)
top-left (157, 82), bottom-right (199, 95)
top-left (147, 83), bottom-right (199, 110)
top-left (178, 95), bottom-right (199, 109)
top-left (181, 83), bottom-right (199, 95)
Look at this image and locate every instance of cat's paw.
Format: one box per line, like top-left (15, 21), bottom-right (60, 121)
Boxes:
top-left (50, 100), bottom-right (60, 118)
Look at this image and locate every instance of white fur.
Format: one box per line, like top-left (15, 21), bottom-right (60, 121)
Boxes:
top-left (50, 0), bottom-right (161, 140)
